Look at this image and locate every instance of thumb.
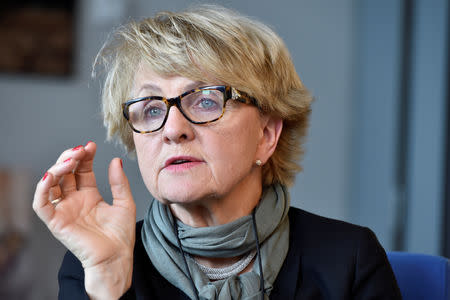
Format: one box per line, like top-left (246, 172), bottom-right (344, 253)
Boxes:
top-left (108, 158), bottom-right (135, 210)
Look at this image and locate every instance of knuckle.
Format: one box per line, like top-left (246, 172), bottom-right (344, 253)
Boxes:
top-left (34, 180), bottom-right (46, 194)
top-left (32, 200), bottom-right (40, 212)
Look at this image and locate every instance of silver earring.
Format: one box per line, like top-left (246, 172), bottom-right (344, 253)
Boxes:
top-left (255, 159), bottom-right (262, 166)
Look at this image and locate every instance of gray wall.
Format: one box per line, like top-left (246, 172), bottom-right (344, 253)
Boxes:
top-left (351, 0), bottom-right (448, 253)
top-left (351, 0), bottom-right (404, 252)
top-left (403, 0), bottom-right (447, 255)
top-left (1, 0), bottom-right (446, 298)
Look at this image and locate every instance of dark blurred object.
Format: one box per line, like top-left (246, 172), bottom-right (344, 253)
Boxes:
top-left (0, 0), bottom-right (75, 76)
top-left (0, 230), bottom-right (26, 273)
top-left (0, 168), bottom-right (32, 299)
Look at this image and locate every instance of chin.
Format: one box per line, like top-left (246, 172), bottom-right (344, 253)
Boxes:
top-left (154, 173), bottom-right (215, 202)
top-left (161, 188), bottom-right (221, 205)
top-left (156, 183), bottom-right (215, 205)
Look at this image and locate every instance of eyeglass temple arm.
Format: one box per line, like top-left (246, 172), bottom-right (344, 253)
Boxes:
top-left (122, 103), bottom-right (130, 120)
top-left (231, 87), bottom-right (259, 107)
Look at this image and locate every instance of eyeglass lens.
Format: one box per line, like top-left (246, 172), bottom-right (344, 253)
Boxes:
top-left (128, 88), bottom-right (225, 132)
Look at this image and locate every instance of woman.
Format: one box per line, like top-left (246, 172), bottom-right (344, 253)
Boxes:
top-left (33, 5), bottom-right (402, 300)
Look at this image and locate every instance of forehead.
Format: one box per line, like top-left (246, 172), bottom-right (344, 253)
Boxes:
top-left (132, 63), bottom-right (221, 98)
top-left (132, 67), bottom-right (196, 95)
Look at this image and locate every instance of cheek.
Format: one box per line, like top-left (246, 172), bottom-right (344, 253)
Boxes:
top-left (206, 125), bottom-right (259, 179)
top-left (133, 135), bottom-right (160, 191)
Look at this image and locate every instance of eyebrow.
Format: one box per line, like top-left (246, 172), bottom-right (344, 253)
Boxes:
top-left (184, 81), bottom-right (207, 92)
top-left (135, 81), bottom-right (207, 97)
top-left (136, 83), bottom-right (161, 95)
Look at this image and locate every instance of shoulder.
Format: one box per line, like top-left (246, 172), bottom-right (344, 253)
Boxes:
top-left (287, 206), bottom-right (386, 274)
top-left (276, 207), bottom-right (401, 299)
top-left (288, 206), bottom-right (390, 269)
top-left (288, 206), bottom-right (367, 234)
top-left (288, 206), bottom-right (375, 252)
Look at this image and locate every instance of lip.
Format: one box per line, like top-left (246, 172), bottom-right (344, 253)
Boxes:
top-left (164, 156), bottom-right (204, 169)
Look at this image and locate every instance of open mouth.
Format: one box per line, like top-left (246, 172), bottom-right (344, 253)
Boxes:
top-left (171, 159), bottom-right (191, 165)
top-left (165, 156), bottom-right (202, 169)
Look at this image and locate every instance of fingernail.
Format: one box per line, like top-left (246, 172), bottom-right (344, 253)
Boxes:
top-left (72, 145), bottom-right (82, 151)
top-left (42, 172), bottom-right (48, 181)
top-left (85, 141), bottom-right (92, 146)
top-left (120, 159), bottom-right (123, 169)
top-left (64, 158), bottom-right (71, 163)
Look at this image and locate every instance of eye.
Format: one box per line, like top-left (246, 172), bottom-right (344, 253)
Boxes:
top-left (198, 98), bottom-right (218, 109)
top-left (148, 107), bottom-right (162, 116)
top-left (143, 104), bottom-right (165, 118)
top-left (181, 89), bottom-right (223, 116)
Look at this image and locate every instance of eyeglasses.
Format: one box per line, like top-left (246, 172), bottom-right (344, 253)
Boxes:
top-left (122, 85), bottom-right (258, 133)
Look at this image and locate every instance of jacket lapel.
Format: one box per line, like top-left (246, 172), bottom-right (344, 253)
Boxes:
top-left (269, 209), bottom-right (302, 299)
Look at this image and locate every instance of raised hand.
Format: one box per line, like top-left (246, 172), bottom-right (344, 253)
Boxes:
top-left (32, 141), bottom-right (136, 299)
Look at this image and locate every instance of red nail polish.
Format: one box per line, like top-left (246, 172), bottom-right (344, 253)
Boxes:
top-left (64, 158), bottom-right (71, 163)
top-left (85, 141), bottom-right (92, 146)
top-left (72, 145), bottom-right (82, 151)
top-left (120, 159), bottom-right (123, 169)
top-left (42, 172), bottom-right (48, 181)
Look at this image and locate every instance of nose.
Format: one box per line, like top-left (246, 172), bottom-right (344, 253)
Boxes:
top-left (162, 106), bottom-right (194, 143)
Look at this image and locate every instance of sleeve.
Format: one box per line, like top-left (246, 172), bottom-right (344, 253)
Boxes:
top-left (57, 251), bottom-right (89, 300)
top-left (57, 251), bottom-right (136, 300)
top-left (351, 227), bottom-right (403, 299)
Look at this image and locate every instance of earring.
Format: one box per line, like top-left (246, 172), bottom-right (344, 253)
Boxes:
top-left (255, 159), bottom-right (262, 166)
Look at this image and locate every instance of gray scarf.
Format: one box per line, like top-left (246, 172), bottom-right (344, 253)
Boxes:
top-left (141, 184), bottom-right (290, 300)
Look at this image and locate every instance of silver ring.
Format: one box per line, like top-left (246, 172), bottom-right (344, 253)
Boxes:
top-left (51, 198), bottom-right (62, 206)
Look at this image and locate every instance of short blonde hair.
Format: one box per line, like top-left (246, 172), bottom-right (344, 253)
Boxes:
top-left (94, 4), bottom-right (313, 187)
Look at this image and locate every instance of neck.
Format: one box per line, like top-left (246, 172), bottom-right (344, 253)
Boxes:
top-left (168, 170), bottom-right (262, 269)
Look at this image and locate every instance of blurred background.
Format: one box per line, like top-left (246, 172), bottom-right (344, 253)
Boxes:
top-left (0, 0), bottom-right (448, 298)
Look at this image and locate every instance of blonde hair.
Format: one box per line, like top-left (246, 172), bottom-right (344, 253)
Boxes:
top-left (94, 4), bottom-right (313, 186)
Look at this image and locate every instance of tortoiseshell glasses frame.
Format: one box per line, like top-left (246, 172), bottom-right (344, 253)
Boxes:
top-left (122, 85), bottom-right (258, 134)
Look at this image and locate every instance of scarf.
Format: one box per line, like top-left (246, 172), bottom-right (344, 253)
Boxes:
top-left (141, 183), bottom-right (290, 300)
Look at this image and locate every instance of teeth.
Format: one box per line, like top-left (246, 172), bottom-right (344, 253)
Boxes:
top-left (173, 159), bottom-right (189, 164)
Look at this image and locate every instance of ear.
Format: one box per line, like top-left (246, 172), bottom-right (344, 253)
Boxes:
top-left (255, 115), bottom-right (283, 165)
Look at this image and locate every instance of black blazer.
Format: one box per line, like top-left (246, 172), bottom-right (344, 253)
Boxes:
top-left (58, 207), bottom-right (402, 299)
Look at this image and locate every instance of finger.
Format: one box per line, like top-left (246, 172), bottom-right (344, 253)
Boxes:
top-left (109, 158), bottom-right (136, 212)
top-left (59, 157), bottom-right (79, 195)
top-left (74, 141), bottom-right (98, 190)
top-left (49, 144), bottom-right (89, 187)
top-left (46, 157), bottom-right (78, 193)
top-left (60, 172), bottom-right (77, 195)
top-left (55, 143), bottom-right (88, 164)
top-left (49, 184), bottom-right (62, 201)
top-left (33, 172), bottom-right (56, 224)
top-left (33, 144), bottom-right (88, 222)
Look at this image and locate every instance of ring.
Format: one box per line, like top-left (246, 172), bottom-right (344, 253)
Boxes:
top-left (51, 198), bottom-right (62, 206)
